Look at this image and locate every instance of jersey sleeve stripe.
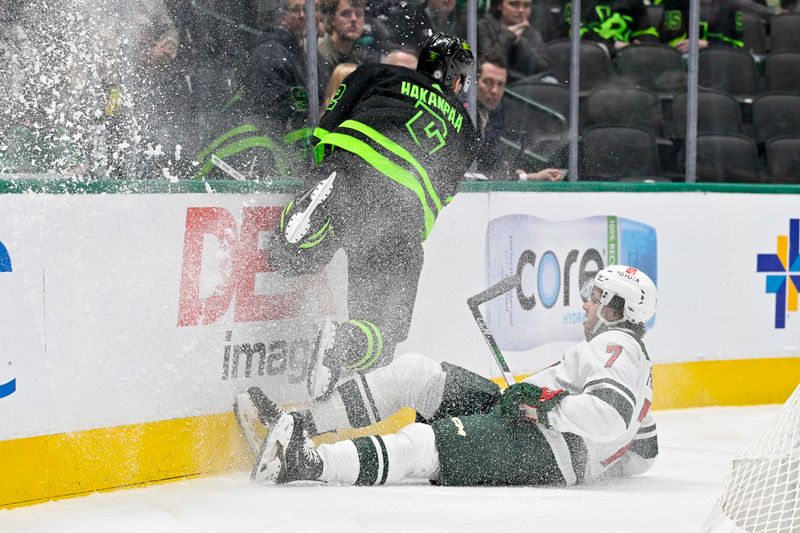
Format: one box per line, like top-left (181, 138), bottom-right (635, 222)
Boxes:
top-left (584, 378), bottom-right (637, 405)
top-left (588, 388), bottom-right (634, 428)
top-left (630, 435), bottom-right (658, 459)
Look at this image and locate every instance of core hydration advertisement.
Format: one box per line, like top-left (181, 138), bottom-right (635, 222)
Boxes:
top-left (485, 215), bottom-right (657, 351)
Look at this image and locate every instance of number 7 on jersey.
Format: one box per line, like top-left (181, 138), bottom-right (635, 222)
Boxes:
top-left (605, 345), bottom-right (623, 368)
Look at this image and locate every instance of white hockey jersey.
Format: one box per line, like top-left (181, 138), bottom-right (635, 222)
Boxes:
top-left (524, 327), bottom-right (658, 485)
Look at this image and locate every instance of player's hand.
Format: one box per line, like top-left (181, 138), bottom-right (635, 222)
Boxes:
top-left (499, 382), bottom-right (568, 428)
top-left (507, 21), bottom-right (529, 39)
top-left (518, 168), bottom-right (564, 181)
top-left (675, 38), bottom-right (708, 53)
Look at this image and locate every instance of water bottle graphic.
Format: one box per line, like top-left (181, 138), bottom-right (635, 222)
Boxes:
top-left (485, 215), bottom-right (657, 351)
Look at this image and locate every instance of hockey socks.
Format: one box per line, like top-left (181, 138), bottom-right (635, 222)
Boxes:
top-left (308, 353), bottom-right (448, 434)
top-left (318, 423), bottom-right (440, 485)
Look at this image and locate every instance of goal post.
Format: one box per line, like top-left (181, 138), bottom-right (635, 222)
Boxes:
top-left (701, 384), bottom-right (800, 533)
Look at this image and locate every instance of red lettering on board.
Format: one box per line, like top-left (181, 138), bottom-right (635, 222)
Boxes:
top-left (177, 206), bottom-right (295, 326)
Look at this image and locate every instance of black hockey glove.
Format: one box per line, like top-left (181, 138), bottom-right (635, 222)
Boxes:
top-left (499, 382), bottom-right (569, 428)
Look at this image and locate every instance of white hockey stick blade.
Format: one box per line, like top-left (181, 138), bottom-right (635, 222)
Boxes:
top-left (284, 171), bottom-right (336, 244)
top-left (251, 412), bottom-right (295, 484)
top-left (234, 392), bottom-right (268, 456)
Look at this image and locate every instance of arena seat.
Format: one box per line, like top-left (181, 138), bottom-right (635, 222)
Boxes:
top-left (579, 125), bottom-right (661, 181)
top-left (692, 133), bottom-right (762, 183)
top-left (764, 51), bottom-right (800, 92)
top-left (671, 90), bottom-right (743, 140)
top-left (613, 43), bottom-right (685, 93)
top-left (584, 85), bottom-right (663, 135)
top-left (752, 93), bottom-right (800, 142)
top-left (503, 80), bottom-right (570, 161)
top-left (765, 136), bottom-right (800, 183)
top-left (544, 39), bottom-right (613, 91)
top-left (769, 14), bottom-right (800, 52)
top-left (698, 47), bottom-right (761, 97)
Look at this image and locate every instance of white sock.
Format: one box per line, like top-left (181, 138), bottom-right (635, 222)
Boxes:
top-left (318, 423), bottom-right (439, 485)
top-left (311, 353), bottom-right (446, 433)
top-left (318, 440), bottom-right (361, 485)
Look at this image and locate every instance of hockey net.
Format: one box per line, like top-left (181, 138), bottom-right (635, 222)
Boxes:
top-left (701, 384), bottom-right (800, 533)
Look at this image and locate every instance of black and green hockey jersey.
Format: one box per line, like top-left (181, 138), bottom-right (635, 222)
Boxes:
top-left (192, 25), bottom-right (312, 181)
top-left (658, 0), bottom-right (744, 48)
top-left (191, 114), bottom-right (311, 181)
top-left (313, 63), bottom-right (478, 240)
top-left (564, 0), bottom-right (660, 45)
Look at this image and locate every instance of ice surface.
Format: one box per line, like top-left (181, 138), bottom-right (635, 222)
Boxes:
top-left (0, 404), bottom-right (781, 533)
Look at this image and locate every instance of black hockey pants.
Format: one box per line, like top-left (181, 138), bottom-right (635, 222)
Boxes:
top-left (270, 156), bottom-right (426, 371)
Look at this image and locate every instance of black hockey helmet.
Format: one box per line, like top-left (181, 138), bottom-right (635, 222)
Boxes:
top-left (417, 32), bottom-right (475, 94)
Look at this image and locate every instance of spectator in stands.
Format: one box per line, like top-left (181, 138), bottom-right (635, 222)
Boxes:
top-left (735, 0), bottom-right (781, 20)
top-left (422, 0), bottom-right (463, 36)
top-left (162, 0), bottom-right (246, 149)
top-left (126, 1), bottom-right (194, 178)
top-left (475, 53), bottom-right (563, 181)
top-left (529, 0), bottom-right (568, 42)
top-left (191, 0), bottom-right (312, 180)
top-left (567, 0), bottom-right (659, 51)
top-left (355, 12), bottom-right (393, 58)
top-left (321, 62), bottom-right (358, 110)
top-left (659, 0), bottom-right (744, 51)
top-left (316, 0), bottom-right (327, 37)
top-left (380, 45), bottom-right (419, 69)
top-left (318, 0), bottom-right (367, 90)
top-left (392, 0), bottom-right (466, 47)
top-left (478, 0), bottom-right (551, 79)
top-left (232, 0), bottom-right (309, 131)
top-left (166, 0), bottom-right (258, 61)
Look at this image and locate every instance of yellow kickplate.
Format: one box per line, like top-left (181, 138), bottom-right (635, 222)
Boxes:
top-left (2, 358), bottom-right (797, 509)
top-left (652, 357), bottom-right (800, 409)
top-left (0, 413), bottom-right (252, 509)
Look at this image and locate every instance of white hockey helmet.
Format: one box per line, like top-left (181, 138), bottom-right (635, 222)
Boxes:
top-left (592, 265), bottom-right (657, 325)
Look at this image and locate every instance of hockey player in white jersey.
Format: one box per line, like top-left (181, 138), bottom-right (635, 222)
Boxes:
top-left (238, 264), bottom-right (658, 486)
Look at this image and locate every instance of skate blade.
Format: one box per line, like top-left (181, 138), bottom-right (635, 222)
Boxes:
top-left (234, 393), bottom-right (268, 456)
top-left (251, 413), bottom-right (295, 484)
top-left (285, 172), bottom-right (336, 244)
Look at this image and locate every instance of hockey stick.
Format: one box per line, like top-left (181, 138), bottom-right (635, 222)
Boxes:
top-left (467, 274), bottom-right (520, 388)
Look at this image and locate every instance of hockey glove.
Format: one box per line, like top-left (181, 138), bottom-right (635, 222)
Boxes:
top-left (499, 382), bottom-right (569, 428)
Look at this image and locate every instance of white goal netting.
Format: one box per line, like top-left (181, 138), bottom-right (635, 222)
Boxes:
top-left (702, 385), bottom-right (800, 533)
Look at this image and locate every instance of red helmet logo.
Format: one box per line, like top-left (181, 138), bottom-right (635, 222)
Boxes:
top-left (625, 267), bottom-right (638, 275)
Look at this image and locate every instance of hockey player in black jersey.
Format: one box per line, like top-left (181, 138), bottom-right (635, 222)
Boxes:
top-left (270, 33), bottom-right (478, 401)
top-left (239, 264), bottom-right (658, 487)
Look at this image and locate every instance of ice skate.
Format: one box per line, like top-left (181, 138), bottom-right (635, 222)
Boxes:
top-left (307, 318), bottom-right (341, 400)
top-left (234, 387), bottom-right (283, 454)
top-left (251, 412), bottom-right (323, 484)
top-left (283, 171), bottom-right (336, 244)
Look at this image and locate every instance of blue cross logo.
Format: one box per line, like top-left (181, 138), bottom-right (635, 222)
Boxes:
top-left (756, 219), bottom-right (800, 329)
